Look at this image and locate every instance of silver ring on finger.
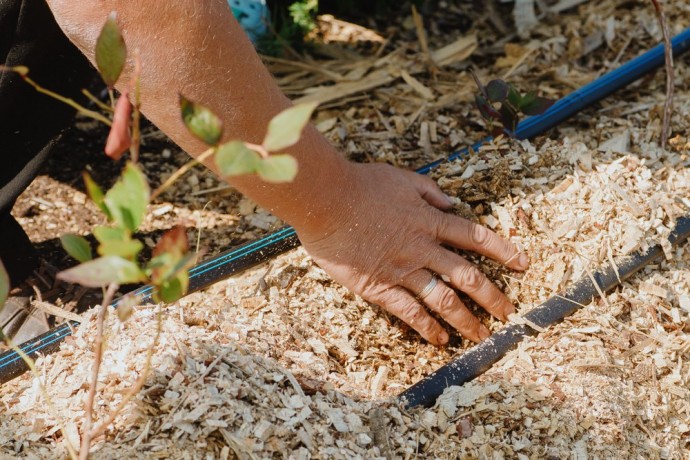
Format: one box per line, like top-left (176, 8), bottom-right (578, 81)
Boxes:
top-left (416, 275), bottom-right (438, 301)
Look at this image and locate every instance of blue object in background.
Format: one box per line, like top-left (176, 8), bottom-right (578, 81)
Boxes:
top-left (228, 0), bottom-right (270, 44)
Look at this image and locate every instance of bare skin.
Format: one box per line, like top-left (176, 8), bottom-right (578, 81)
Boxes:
top-left (45, 0), bottom-right (529, 345)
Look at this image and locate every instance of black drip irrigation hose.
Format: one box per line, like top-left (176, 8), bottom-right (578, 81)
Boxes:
top-left (1, 28), bottom-right (690, 385)
top-left (0, 228), bottom-right (300, 383)
top-left (399, 217), bottom-right (690, 408)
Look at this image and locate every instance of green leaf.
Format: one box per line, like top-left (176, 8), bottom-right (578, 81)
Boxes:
top-left (215, 141), bottom-right (261, 177)
top-left (0, 258), bottom-right (9, 312)
top-left (179, 94), bottom-right (223, 146)
top-left (104, 162), bottom-right (150, 233)
top-left (94, 226), bottom-right (143, 259)
top-left (153, 272), bottom-right (189, 304)
top-left (520, 94), bottom-right (554, 116)
top-left (60, 234), bottom-right (93, 263)
top-left (256, 154), bottom-right (298, 183)
top-left (94, 225), bottom-right (127, 243)
top-left (83, 172), bottom-right (112, 220)
top-left (57, 256), bottom-right (146, 288)
top-left (98, 238), bottom-right (144, 260)
top-left (263, 102), bottom-right (318, 152)
top-left (506, 85), bottom-right (522, 111)
top-left (519, 91), bottom-right (537, 109)
top-left (95, 13), bottom-right (127, 87)
top-left (486, 80), bottom-right (509, 103)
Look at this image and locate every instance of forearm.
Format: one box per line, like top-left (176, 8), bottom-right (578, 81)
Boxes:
top-left (46, 0), bottom-right (351, 234)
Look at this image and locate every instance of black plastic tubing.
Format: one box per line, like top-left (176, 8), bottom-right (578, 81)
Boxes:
top-left (0, 229), bottom-right (299, 384)
top-left (399, 217), bottom-right (690, 408)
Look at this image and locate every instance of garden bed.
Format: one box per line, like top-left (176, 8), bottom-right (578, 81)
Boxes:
top-left (2, 0), bottom-right (689, 458)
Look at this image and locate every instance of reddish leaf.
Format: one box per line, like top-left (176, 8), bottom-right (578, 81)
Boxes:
top-left (149, 226), bottom-right (193, 304)
top-left (475, 94), bottom-right (501, 121)
top-left (491, 126), bottom-right (507, 138)
top-left (105, 91), bottom-right (132, 160)
top-left (499, 104), bottom-right (519, 132)
top-left (153, 225), bottom-right (189, 259)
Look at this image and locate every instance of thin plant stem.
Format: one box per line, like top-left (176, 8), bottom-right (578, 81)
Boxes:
top-left (81, 89), bottom-right (114, 113)
top-left (26, 75), bottom-right (113, 126)
top-left (107, 88), bottom-right (116, 109)
top-left (650, 0), bottom-right (674, 147)
top-left (150, 147), bottom-right (216, 201)
top-left (0, 66), bottom-right (113, 127)
top-left (129, 51), bottom-right (143, 164)
top-left (244, 142), bottom-right (270, 159)
top-left (89, 304), bottom-right (164, 440)
top-left (79, 283), bottom-right (118, 460)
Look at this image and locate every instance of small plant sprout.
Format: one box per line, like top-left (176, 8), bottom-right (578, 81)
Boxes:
top-left (0, 11), bottom-right (319, 459)
top-left (180, 95), bottom-right (316, 183)
top-left (471, 69), bottom-right (554, 137)
top-left (95, 13), bottom-right (127, 90)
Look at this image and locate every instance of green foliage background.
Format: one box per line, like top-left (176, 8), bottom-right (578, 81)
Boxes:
top-left (260, 0), bottom-right (430, 54)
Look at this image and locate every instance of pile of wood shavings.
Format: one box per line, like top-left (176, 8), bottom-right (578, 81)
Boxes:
top-left (2, 137), bottom-right (689, 458)
top-left (3, 0), bottom-right (690, 457)
top-left (435, 135), bottom-right (690, 312)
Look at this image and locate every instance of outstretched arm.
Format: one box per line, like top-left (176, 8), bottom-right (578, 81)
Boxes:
top-left (45, 0), bottom-right (529, 344)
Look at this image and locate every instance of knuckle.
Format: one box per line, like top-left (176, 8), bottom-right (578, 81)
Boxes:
top-left (400, 301), bottom-right (425, 327)
top-left (430, 210), bottom-right (449, 241)
top-left (458, 315), bottom-right (478, 334)
top-left (470, 224), bottom-right (492, 247)
top-left (460, 266), bottom-right (486, 292)
top-left (487, 294), bottom-right (509, 314)
top-left (436, 289), bottom-right (457, 314)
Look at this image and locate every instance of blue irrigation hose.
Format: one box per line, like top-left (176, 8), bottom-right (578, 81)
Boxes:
top-left (417, 26), bottom-right (690, 174)
top-left (1, 28), bottom-right (689, 384)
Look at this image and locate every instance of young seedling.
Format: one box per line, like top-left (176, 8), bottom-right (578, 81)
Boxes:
top-left (0, 11), bottom-right (316, 458)
top-left (471, 69), bottom-right (553, 137)
top-left (179, 95), bottom-right (315, 183)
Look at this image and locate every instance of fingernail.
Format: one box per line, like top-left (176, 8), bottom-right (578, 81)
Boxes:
top-left (503, 304), bottom-right (516, 321)
top-left (518, 253), bottom-right (530, 270)
top-left (479, 325), bottom-right (491, 340)
top-left (444, 194), bottom-right (455, 207)
top-left (438, 330), bottom-right (449, 345)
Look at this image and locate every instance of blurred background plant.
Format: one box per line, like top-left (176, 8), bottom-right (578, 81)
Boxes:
top-left (249, 0), bottom-right (430, 54)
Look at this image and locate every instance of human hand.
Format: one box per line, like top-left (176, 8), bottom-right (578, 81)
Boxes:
top-left (298, 162), bottom-right (529, 345)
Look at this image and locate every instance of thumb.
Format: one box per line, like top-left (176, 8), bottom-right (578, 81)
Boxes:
top-left (407, 171), bottom-right (454, 210)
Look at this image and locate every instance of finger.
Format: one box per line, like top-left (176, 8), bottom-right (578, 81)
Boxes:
top-left (427, 250), bottom-right (516, 321)
top-left (435, 213), bottom-right (529, 271)
top-left (402, 271), bottom-right (490, 343)
top-left (372, 286), bottom-right (449, 345)
top-left (405, 170), bottom-right (453, 211)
